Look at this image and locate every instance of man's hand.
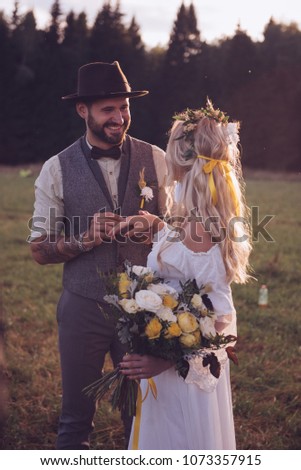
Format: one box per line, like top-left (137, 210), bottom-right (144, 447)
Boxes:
top-left (86, 211), bottom-right (125, 246)
top-left (30, 211), bottom-right (125, 265)
top-left (109, 211), bottom-right (165, 244)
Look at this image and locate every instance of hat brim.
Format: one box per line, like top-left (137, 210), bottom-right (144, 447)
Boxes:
top-left (62, 90), bottom-right (149, 101)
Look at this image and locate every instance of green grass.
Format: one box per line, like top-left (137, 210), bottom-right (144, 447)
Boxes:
top-left (231, 176), bottom-right (301, 450)
top-left (0, 167), bottom-right (300, 449)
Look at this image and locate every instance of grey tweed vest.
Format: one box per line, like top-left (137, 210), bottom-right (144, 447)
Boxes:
top-left (58, 135), bottom-right (160, 301)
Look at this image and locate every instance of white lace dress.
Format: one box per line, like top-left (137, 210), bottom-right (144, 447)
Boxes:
top-left (129, 227), bottom-right (237, 450)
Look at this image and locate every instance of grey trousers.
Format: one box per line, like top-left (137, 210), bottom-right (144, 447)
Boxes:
top-left (56, 288), bottom-right (131, 449)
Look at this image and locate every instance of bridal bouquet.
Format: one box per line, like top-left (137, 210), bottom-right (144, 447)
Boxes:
top-left (84, 262), bottom-right (237, 416)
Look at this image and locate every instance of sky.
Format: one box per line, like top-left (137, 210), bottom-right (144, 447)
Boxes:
top-left (1, 0), bottom-right (301, 47)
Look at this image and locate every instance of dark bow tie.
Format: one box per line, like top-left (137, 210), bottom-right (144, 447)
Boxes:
top-left (91, 145), bottom-right (122, 160)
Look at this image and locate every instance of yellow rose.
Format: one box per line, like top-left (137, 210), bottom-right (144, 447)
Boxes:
top-left (165, 322), bottom-right (182, 339)
top-left (177, 312), bottom-right (198, 333)
top-left (145, 318), bottom-right (162, 339)
top-left (192, 329), bottom-right (201, 343)
top-left (118, 272), bottom-right (131, 298)
top-left (179, 330), bottom-right (200, 348)
top-left (163, 294), bottom-right (178, 309)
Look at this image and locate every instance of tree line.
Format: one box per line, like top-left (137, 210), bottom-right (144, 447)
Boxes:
top-left (0, 0), bottom-right (300, 171)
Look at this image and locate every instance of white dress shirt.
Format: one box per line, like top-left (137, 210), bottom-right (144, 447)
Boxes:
top-left (31, 142), bottom-right (167, 238)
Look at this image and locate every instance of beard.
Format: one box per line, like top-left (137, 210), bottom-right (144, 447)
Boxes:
top-left (87, 113), bottom-right (130, 146)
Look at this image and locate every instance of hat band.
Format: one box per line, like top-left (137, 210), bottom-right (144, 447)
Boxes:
top-left (78, 81), bottom-right (131, 97)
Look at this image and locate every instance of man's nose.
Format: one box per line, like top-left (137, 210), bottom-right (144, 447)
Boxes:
top-left (112, 110), bottom-right (124, 125)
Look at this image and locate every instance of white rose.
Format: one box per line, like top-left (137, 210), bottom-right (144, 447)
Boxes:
top-left (132, 265), bottom-right (153, 277)
top-left (141, 186), bottom-right (154, 202)
top-left (227, 122), bottom-right (240, 145)
top-left (148, 283), bottom-right (178, 298)
top-left (118, 298), bottom-right (141, 314)
top-left (199, 316), bottom-right (217, 338)
top-left (156, 306), bottom-right (177, 323)
top-left (135, 290), bottom-right (162, 313)
top-left (191, 294), bottom-right (207, 313)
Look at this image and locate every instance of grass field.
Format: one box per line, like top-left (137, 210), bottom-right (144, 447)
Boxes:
top-left (0, 165), bottom-right (300, 450)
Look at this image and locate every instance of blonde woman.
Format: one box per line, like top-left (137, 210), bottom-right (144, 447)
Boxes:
top-left (113, 101), bottom-right (252, 450)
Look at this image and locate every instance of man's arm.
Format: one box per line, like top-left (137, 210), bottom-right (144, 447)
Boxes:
top-left (30, 234), bottom-right (89, 265)
top-left (30, 212), bottom-right (124, 265)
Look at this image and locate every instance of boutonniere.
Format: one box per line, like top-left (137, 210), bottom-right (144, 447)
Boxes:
top-left (138, 167), bottom-right (154, 208)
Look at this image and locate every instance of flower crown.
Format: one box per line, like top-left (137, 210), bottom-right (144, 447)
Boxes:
top-left (173, 99), bottom-right (235, 160)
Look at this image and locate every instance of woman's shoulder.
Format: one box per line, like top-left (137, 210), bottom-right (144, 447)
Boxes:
top-left (154, 221), bottom-right (219, 255)
top-left (180, 220), bottom-right (215, 254)
top-left (153, 223), bottom-right (224, 268)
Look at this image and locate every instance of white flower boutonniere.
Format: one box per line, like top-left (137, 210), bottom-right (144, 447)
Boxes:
top-left (138, 167), bottom-right (154, 208)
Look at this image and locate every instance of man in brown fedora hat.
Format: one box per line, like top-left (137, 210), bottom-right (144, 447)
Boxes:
top-left (29, 61), bottom-right (167, 450)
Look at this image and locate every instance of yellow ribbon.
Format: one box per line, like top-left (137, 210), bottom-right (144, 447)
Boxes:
top-left (132, 378), bottom-right (157, 450)
top-left (197, 155), bottom-right (240, 216)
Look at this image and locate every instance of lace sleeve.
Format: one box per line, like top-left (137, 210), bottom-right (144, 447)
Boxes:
top-left (184, 348), bottom-right (229, 393)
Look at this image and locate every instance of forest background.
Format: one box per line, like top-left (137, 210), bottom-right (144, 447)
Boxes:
top-left (0, 0), bottom-right (301, 170)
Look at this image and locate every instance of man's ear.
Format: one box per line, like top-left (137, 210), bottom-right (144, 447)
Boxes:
top-left (76, 102), bottom-right (88, 119)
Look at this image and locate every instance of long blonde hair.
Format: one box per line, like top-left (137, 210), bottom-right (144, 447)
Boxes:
top-left (162, 114), bottom-right (252, 284)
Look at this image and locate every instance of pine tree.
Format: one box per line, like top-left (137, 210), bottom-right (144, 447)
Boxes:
top-left (47, 0), bottom-right (62, 45)
top-left (0, 12), bottom-right (14, 163)
top-left (11, 1), bottom-right (20, 29)
top-left (127, 16), bottom-right (144, 54)
top-left (151, 2), bottom-right (203, 148)
top-left (89, 1), bottom-right (127, 62)
top-left (262, 18), bottom-right (301, 68)
top-left (62, 10), bottom-right (89, 63)
top-left (124, 15), bottom-right (150, 142)
top-left (124, 15), bottom-right (146, 81)
top-left (31, 0), bottom-right (66, 162)
top-left (5, 9), bottom-right (40, 163)
top-left (166, 2), bottom-right (201, 66)
top-left (61, 11), bottom-right (90, 146)
top-left (219, 25), bottom-right (260, 98)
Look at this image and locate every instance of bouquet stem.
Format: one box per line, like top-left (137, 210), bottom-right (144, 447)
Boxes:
top-left (84, 367), bottom-right (138, 416)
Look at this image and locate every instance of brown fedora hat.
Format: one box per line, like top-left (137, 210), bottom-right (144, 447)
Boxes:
top-left (62, 61), bottom-right (149, 101)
